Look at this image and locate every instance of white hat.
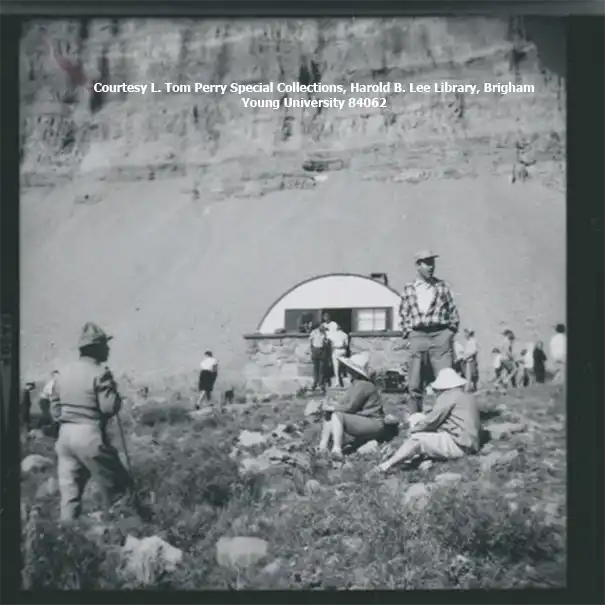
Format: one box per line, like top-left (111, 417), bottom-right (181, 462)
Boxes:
top-left (431, 368), bottom-right (467, 391)
top-left (338, 352), bottom-right (370, 379)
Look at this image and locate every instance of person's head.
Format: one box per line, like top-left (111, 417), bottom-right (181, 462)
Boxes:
top-left (503, 329), bottom-right (515, 341)
top-left (25, 381), bottom-right (36, 392)
top-left (322, 312), bottom-right (331, 323)
top-left (414, 250), bottom-right (438, 281)
top-left (520, 348), bottom-right (528, 356)
top-left (51, 370), bottom-right (59, 380)
top-left (464, 328), bottom-right (475, 339)
top-left (555, 323), bottom-right (565, 334)
top-left (430, 368), bottom-right (467, 395)
top-left (205, 350), bottom-right (213, 357)
top-left (78, 322), bottom-right (113, 363)
top-left (535, 341), bottom-right (544, 350)
top-left (492, 347), bottom-right (501, 355)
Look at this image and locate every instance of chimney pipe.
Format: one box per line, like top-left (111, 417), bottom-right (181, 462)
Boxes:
top-left (370, 272), bottom-right (388, 286)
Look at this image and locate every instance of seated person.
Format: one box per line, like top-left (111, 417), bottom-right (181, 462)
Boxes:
top-left (376, 368), bottom-right (481, 473)
top-left (317, 353), bottom-right (389, 458)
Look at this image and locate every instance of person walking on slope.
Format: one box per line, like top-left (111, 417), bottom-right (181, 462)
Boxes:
top-left (399, 250), bottom-right (460, 413)
top-left (532, 341), bottom-right (548, 384)
top-left (376, 368), bottom-right (481, 473)
top-left (52, 322), bottom-right (135, 522)
top-left (38, 370), bottom-right (60, 430)
top-left (196, 350), bottom-right (219, 408)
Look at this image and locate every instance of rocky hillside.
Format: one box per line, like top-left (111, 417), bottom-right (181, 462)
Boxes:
top-left (19, 18), bottom-right (566, 385)
top-left (20, 17), bottom-right (565, 187)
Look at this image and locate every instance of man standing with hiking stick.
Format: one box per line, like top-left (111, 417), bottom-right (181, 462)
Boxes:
top-left (52, 322), bottom-right (139, 522)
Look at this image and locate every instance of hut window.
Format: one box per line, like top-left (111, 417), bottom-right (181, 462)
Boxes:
top-left (284, 309), bottom-right (321, 333)
top-left (353, 308), bottom-right (391, 332)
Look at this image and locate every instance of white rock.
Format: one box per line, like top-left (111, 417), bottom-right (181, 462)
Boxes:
top-left (480, 449), bottom-right (520, 471)
top-left (304, 479), bottom-right (322, 495)
top-left (435, 472), bottom-right (463, 486)
top-left (403, 483), bottom-right (430, 509)
top-left (35, 477), bottom-right (59, 499)
top-left (238, 430), bottom-right (267, 448)
top-left (122, 534), bottom-right (183, 585)
top-left (262, 559), bottom-right (283, 575)
top-left (216, 536), bottom-right (268, 569)
top-left (486, 422), bottom-right (526, 440)
top-left (419, 460), bottom-right (434, 471)
top-left (240, 457), bottom-right (273, 474)
top-left (189, 408), bottom-right (214, 420)
top-left (357, 440), bottom-right (378, 455)
top-left (21, 454), bottom-right (53, 474)
top-left (504, 478), bottom-right (524, 490)
top-left (304, 400), bottom-right (321, 417)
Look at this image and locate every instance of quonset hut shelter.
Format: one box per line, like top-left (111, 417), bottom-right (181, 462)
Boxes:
top-left (243, 273), bottom-right (409, 393)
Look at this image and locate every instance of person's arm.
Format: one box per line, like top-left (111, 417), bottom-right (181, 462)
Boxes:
top-left (443, 282), bottom-right (460, 333)
top-left (333, 383), bottom-right (371, 415)
top-left (399, 289), bottom-right (413, 338)
top-left (410, 397), bottom-right (456, 433)
top-left (96, 367), bottom-right (122, 417)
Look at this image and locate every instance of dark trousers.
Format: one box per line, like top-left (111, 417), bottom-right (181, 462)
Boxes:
top-left (407, 327), bottom-right (454, 412)
top-left (311, 347), bottom-right (327, 390)
top-left (534, 364), bottom-right (546, 383)
top-left (198, 370), bottom-right (217, 399)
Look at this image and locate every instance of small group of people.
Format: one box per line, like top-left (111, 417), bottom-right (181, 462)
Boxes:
top-left (491, 323), bottom-right (566, 390)
top-left (315, 248), bottom-right (566, 472)
top-left (308, 313), bottom-right (350, 392)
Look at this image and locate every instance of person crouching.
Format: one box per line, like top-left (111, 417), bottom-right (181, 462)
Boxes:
top-left (376, 368), bottom-right (481, 473)
top-left (317, 353), bottom-right (387, 459)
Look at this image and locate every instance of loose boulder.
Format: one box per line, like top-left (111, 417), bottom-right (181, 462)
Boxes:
top-left (216, 536), bottom-right (269, 569)
top-left (238, 430), bottom-right (268, 448)
top-left (122, 534), bottom-right (183, 585)
top-left (21, 455), bottom-right (53, 474)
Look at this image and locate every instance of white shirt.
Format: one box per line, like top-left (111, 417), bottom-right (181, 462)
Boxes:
top-left (414, 280), bottom-right (436, 314)
top-left (200, 357), bottom-right (218, 372)
top-left (454, 341), bottom-right (465, 360)
top-left (329, 330), bottom-right (348, 350)
top-left (493, 353), bottom-right (503, 369)
top-left (41, 379), bottom-right (58, 400)
top-left (322, 320), bottom-right (338, 333)
top-left (549, 333), bottom-right (566, 363)
top-left (523, 345), bottom-right (534, 370)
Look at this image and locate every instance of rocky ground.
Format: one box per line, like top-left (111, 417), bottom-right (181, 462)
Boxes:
top-left (21, 381), bottom-right (566, 590)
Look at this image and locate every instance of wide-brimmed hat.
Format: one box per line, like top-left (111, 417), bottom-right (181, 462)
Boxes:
top-left (78, 322), bottom-right (113, 349)
top-left (431, 368), bottom-right (467, 391)
top-left (339, 352), bottom-right (370, 379)
top-left (414, 249), bottom-right (439, 263)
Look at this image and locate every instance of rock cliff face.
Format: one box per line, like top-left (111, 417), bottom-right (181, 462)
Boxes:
top-left (20, 17), bottom-right (564, 189)
top-left (19, 18), bottom-right (566, 385)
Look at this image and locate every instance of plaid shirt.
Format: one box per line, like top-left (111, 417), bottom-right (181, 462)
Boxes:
top-left (399, 278), bottom-right (460, 337)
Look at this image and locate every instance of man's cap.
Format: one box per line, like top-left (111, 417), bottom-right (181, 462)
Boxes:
top-left (414, 249), bottom-right (439, 263)
top-left (78, 322), bottom-right (113, 349)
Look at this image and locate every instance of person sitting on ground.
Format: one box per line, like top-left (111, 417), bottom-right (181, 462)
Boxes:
top-left (196, 350), bottom-right (219, 408)
top-left (317, 352), bottom-right (388, 459)
top-left (532, 341), bottom-right (547, 383)
top-left (376, 368), bottom-right (481, 474)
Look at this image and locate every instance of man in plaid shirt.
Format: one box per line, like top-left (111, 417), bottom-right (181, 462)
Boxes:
top-left (399, 250), bottom-right (460, 413)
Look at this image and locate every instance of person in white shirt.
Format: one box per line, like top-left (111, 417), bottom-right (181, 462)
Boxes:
top-left (327, 324), bottom-right (349, 388)
top-left (321, 312), bottom-right (338, 334)
top-left (549, 323), bottom-right (566, 382)
top-left (38, 370), bottom-right (60, 429)
top-left (196, 350), bottom-right (219, 408)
